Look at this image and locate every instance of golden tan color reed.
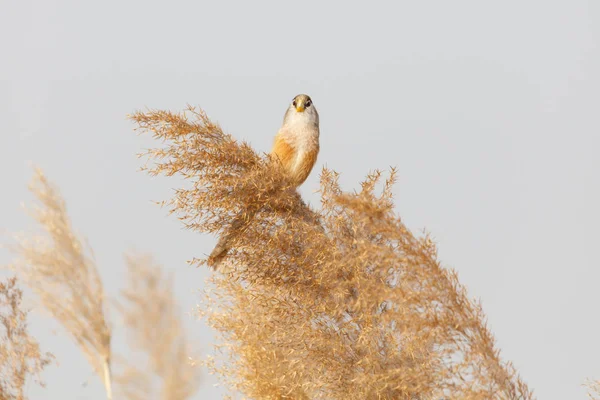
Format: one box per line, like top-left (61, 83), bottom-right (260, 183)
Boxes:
top-left (115, 252), bottom-right (201, 400)
top-left (0, 105), bottom-right (595, 398)
top-left (0, 276), bottom-right (53, 400)
top-left (8, 169), bottom-right (113, 399)
top-left (133, 106), bottom-right (535, 399)
top-left (586, 379), bottom-right (600, 400)
top-left (5, 168), bottom-right (205, 400)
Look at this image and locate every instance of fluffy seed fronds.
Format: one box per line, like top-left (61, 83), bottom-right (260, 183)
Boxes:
top-left (7, 169), bottom-right (113, 399)
top-left (131, 106), bottom-right (309, 270)
top-left (115, 253), bottom-right (201, 400)
top-left (0, 276), bottom-right (53, 400)
top-left (134, 106), bottom-right (534, 399)
top-left (585, 379), bottom-right (600, 400)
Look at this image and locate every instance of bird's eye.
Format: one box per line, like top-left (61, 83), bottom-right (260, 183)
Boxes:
top-left (292, 100), bottom-right (297, 107)
top-left (305, 100), bottom-right (312, 107)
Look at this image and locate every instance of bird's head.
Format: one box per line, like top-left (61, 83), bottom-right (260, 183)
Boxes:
top-left (292, 94), bottom-right (313, 113)
top-left (285, 94), bottom-right (319, 126)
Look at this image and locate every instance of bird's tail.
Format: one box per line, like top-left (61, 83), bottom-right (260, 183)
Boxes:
top-left (207, 207), bottom-right (259, 270)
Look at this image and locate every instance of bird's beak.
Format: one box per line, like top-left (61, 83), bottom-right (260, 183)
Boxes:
top-left (296, 104), bottom-right (305, 113)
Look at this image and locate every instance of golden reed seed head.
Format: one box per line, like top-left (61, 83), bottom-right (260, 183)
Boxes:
top-left (130, 105), bottom-right (534, 400)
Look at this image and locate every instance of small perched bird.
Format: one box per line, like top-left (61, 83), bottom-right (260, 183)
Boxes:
top-left (270, 94), bottom-right (320, 186)
top-left (207, 94), bottom-right (320, 269)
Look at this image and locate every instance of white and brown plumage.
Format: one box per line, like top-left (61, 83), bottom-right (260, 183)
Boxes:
top-left (270, 94), bottom-right (320, 186)
top-left (207, 94), bottom-right (320, 269)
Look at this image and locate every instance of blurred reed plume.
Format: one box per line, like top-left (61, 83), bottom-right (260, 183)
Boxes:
top-left (133, 106), bottom-right (535, 399)
top-left (115, 253), bottom-right (201, 400)
top-left (7, 169), bottom-right (113, 399)
top-left (0, 276), bottom-right (53, 400)
top-left (5, 169), bottom-right (202, 400)
top-left (586, 379), bottom-right (600, 400)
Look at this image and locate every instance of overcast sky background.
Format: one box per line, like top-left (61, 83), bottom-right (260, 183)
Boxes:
top-left (1, 1), bottom-right (598, 399)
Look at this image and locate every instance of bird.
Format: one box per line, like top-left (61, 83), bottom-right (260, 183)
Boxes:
top-left (270, 94), bottom-right (320, 187)
top-left (207, 94), bottom-right (320, 269)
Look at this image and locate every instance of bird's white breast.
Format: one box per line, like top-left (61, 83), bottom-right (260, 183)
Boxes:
top-left (280, 112), bottom-right (320, 172)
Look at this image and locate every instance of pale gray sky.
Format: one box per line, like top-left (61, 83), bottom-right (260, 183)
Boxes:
top-left (1, 1), bottom-right (598, 399)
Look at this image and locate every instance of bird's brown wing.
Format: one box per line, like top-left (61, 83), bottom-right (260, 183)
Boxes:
top-left (294, 147), bottom-right (319, 186)
top-left (271, 134), bottom-right (296, 171)
top-left (271, 134), bottom-right (319, 186)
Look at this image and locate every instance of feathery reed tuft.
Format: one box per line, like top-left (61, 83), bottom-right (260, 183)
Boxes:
top-left (586, 379), bottom-right (600, 400)
top-left (116, 253), bottom-right (201, 400)
top-left (0, 276), bottom-right (53, 400)
top-left (134, 106), bottom-right (534, 399)
top-left (7, 169), bottom-right (113, 399)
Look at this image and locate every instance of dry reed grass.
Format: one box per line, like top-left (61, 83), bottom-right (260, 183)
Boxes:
top-left (0, 276), bottom-right (53, 400)
top-left (586, 379), bottom-right (600, 400)
top-left (115, 252), bottom-right (201, 400)
top-left (5, 169), bottom-right (202, 400)
top-left (133, 106), bottom-right (535, 399)
top-left (7, 169), bottom-right (113, 399)
top-left (0, 104), bottom-right (594, 398)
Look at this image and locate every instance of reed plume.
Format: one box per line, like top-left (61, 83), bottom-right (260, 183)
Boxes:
top-left (115, 252), bottom-right (201, 400)
top-left (0, 276), bottom-right (53, 400)
top-left (133, 106), bottom-right (534, 399)
top-left (586, 379), bottom-right (600, 400)
top-left (7, 169), bottom-right (113, 399)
